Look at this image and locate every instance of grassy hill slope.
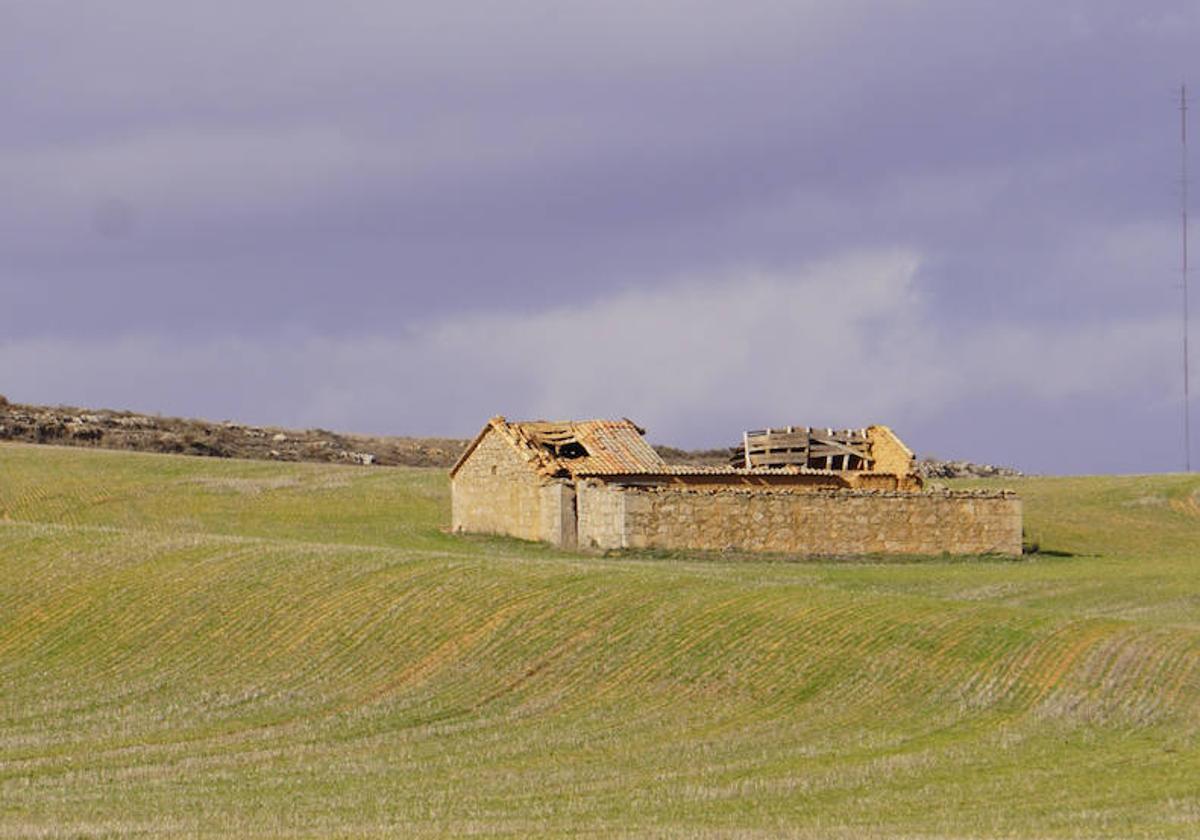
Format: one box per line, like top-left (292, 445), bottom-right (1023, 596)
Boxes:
top-left (1, 443), bottom-right (1199, 837)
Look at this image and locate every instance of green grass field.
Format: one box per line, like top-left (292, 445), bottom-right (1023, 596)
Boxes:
top-left (2, 443), bottom-right (1199, 838)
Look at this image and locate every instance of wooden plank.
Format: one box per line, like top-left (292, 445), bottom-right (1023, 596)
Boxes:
top-left (809, 440), bottom-right (872, 460)
top-left (745, 448), bottom-right (869, 461)
top-left (745, 432), bottom-right (814, 449)
top-left (747, 435), bottom-right (813, 447)
top-left (747, 454), bottom-right (824, 467)
top-left (749, 430), bottom-right (868, 448)
top-left (745, 447), bottom-right (867, 458)
top-left (751, 426), bottom-right (867, 436)
top-left (808, 436), bottom-right (865, 449)
top-left (739, 425), bottom-right (873, 471)
top-left (744, 454), bottom-right (872, 470)
top-left (808, 444), bottom-right (859, 457)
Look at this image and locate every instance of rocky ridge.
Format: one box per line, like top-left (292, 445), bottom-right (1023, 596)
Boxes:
top-left (0, 397), bottom-right (464, 468)
top-left (0, 396), bottom-right (1021, 478)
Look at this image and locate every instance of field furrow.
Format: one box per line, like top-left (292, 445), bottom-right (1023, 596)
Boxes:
top-left (2, 443), bottom-right (1199, 837)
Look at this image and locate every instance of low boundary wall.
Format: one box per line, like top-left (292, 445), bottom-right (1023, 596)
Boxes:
top-left (577, 483), bottom-right (1022, 557)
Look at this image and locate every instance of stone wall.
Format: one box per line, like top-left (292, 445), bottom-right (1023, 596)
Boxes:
top-left (454, 431), bottom-right (1021, 556)
top-left (580, 484), bottom-right (1022, 557)
top-left (576, 481), bottom-right (627, 549)
top-left (451, 428), bottom-right (546, 541)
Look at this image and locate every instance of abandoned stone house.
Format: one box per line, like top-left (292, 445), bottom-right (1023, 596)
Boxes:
top-left (450, 416), bottom-right (1022, 556)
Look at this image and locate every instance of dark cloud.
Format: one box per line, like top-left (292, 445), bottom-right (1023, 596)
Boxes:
top-left (2, 1), bottom-right (1198, 471)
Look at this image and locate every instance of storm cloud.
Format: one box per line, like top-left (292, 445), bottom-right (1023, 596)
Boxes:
top-left (2, 1), bottom-right (1197, 472)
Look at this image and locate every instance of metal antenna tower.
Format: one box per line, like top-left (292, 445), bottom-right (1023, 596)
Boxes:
top-left (1183, 83), bottom-right (1193, 472)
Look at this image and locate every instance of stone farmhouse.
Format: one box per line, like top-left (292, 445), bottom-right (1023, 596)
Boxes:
top-left (450, 417), bottom-right (1022, 556)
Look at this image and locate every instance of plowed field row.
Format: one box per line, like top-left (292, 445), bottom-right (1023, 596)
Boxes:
top-left (1, 443), bottom-right (1199, 837)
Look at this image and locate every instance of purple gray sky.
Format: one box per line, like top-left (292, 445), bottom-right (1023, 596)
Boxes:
top-left (3, 2), bottom-right (1198, 473)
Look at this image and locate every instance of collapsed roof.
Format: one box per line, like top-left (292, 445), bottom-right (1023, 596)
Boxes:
top-left (449, 416), bottom-right (668, 478)
top-left (735, 426), bottom-right (872, 471)
top-left (450, 417), bottom-right (917, 480)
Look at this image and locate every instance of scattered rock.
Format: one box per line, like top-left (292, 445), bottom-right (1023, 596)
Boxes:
top-left (916, 457), bottom-right (1023, 479)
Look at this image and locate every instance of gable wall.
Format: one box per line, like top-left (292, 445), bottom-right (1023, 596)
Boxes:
top-left (867, 426), bottom-right (916, 477)
top-left (451, 428), bottom-right (546, 541)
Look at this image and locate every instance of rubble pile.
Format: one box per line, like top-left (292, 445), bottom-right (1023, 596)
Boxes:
top-left (916, 457), bottom-right (1023, 479)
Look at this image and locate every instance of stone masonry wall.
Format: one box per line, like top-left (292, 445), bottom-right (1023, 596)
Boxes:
top-left (576, 480), bottom-right (627, 549)
top-left (451, 428), bottom-right (546, 541)
top-left (586, 485), bottom-right (1022, 557)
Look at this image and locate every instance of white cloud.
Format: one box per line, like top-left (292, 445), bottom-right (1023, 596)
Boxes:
top-left (0, 249), bottom-right (1178, 455)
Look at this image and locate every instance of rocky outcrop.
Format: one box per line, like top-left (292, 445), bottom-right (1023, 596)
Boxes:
top-left (0, 399), bottom-right (467, 468)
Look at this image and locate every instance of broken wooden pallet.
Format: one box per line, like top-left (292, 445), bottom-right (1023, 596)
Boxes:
top-left (733, 426), bottom-right (873, 471)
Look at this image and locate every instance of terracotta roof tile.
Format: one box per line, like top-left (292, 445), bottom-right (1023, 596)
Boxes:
top-left (502, 418), bottom-right (667, 477)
